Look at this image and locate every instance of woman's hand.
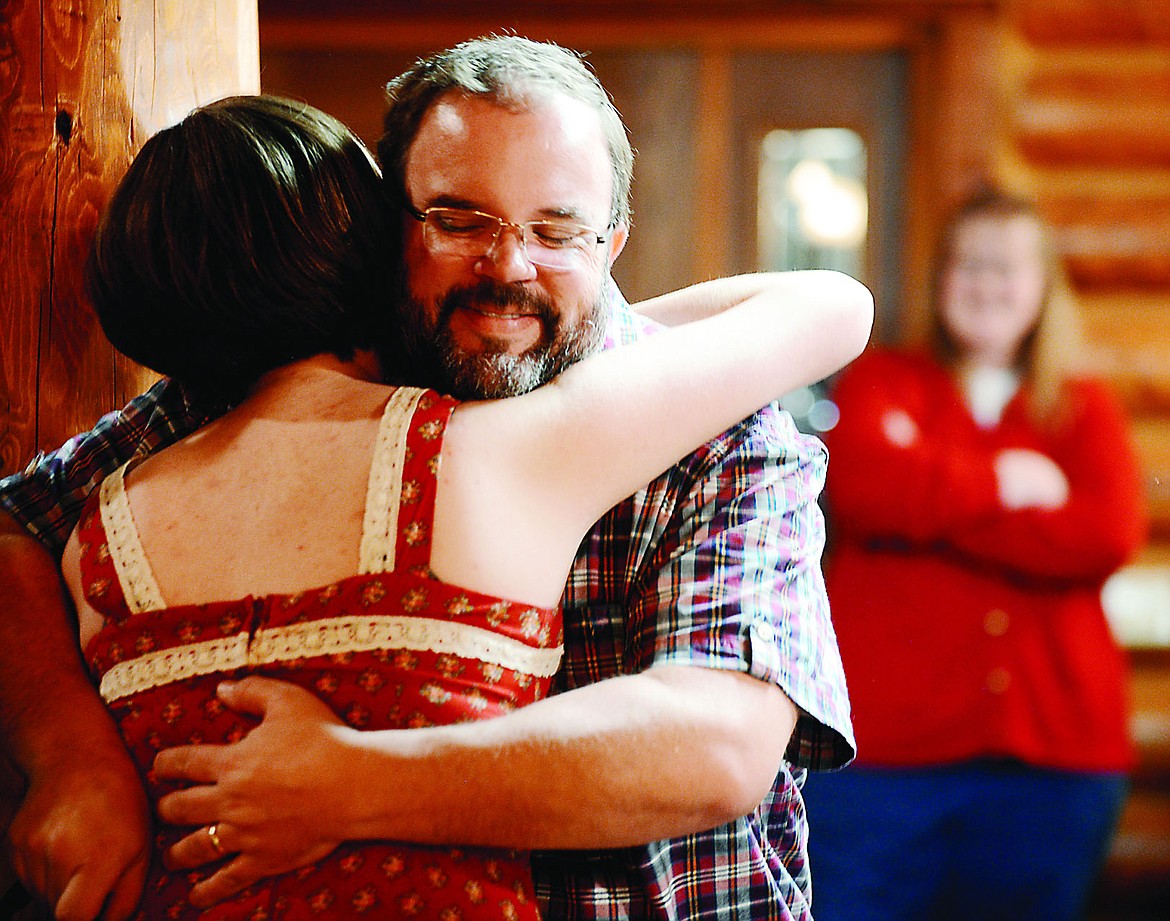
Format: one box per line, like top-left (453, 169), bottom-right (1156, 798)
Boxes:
top-left (995, 448), bottom-right (1070, 511)
top-left (152, 677), bottom-right (354, 908)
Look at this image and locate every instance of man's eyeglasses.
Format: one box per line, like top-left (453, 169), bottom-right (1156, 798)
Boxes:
top-left (405, 203), bottom-right (610, 271)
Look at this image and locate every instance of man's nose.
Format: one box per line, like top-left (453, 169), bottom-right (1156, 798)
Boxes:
top-left (476, 224), bottom-right (539, 283)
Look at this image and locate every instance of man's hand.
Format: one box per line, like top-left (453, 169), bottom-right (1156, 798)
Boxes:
top-left (0, 513), bottom-right (150, 920)
top-left (153, 678), bottom-right (348, 908)
top-left (8, 752), bottom-right (150, 921)
top-left (160, 667), bottom-right (795, 869)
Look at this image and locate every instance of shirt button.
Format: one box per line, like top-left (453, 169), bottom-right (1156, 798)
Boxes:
top-left (752, 621), bottom-right (776, 644)
top-left (987, 667), bottom-right (1011, 694)
top-left (984, 609), bottom-right (1010, 637)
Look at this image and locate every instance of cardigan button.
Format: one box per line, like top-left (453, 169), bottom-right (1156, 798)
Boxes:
top-left (983, 609), bottom-right (1010, 637)
top-left (986, 666), bottom-right (1011, 694)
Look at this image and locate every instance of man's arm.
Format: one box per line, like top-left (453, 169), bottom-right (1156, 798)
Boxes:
top-left (0, 513), bottom-right (150, 921)
top-left (155, 405), bottom-right (850, 907)
top-left (155, 665), bottom-right (795, 907)
top-left (0, 378), bottom-right (203, 920)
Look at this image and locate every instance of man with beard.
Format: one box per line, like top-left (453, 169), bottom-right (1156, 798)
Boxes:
top-left (0, 36), bottom-right (854, 921)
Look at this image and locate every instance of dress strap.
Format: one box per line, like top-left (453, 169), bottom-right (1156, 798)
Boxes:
top-left (99, 463), bottom-right (168, 614)
top-left (358, 387), bottom-right (428, 574)
top-left (391, 390), bottom-right (459, 573)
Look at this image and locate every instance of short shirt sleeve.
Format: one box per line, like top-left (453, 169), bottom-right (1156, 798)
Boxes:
top-left (559, 286), bottom-right (855, 771)
top-left (639, 408), bottom-right (854, 770)
top-left (0, 378), bottom-right (206, 556)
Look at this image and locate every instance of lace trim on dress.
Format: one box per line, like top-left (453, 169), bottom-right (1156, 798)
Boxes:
top-left (359, 387), bottom-right (428, 575)
top-left (99, 464), bottom-right (167, 614)
top-left (99, 614), bottom-right (564, 702)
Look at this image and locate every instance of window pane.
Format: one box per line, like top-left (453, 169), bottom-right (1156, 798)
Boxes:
top-left (758, 128), bottom-right (867, 277)
top-left (758, 128), bottom-right (867, 434)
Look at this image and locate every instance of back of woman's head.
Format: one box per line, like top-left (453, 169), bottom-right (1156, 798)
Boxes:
top-left (89, 94), bottom-right (394, 405)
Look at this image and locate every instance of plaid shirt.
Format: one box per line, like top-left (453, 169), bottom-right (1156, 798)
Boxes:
top-left (1, 286), bottom-right (855, 921)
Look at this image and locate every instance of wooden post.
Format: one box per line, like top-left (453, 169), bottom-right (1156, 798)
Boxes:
top-left (0, 0), bottom-right (258, 904)
top-left (0, 0), bottom-right (260, 477)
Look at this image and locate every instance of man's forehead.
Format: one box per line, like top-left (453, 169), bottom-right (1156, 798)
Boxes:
top-left (405, 91), bottom-right (613, 220)
top-left (418, 91), bottom-right (602, 145)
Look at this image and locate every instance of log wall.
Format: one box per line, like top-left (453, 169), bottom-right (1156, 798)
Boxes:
top-left (997, 1), bottom-right (1170, 915)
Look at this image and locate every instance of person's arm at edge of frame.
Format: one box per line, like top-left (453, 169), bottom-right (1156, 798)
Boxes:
top-left (0, 511), bottom-right (150, 921)
top-left (0, 375), bottom-right (196, 921)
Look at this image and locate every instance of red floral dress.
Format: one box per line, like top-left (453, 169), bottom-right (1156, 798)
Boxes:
top-left (79, 387), bottom-right (560, 921)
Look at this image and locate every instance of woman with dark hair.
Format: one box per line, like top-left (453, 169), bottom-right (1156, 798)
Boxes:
top-left (55, 95), bottom-right (870, 920)
top-left (801, 187), bottom-right (1147, 921)
top-left (87, 94), bottom-right (397, 410)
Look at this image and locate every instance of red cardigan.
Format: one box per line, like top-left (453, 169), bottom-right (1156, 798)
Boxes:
top-left (824, 349), bottom-right (1147, 772)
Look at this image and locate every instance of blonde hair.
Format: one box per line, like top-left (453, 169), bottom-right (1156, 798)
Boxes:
top-left (928, 186), bottom-right (1085, 427)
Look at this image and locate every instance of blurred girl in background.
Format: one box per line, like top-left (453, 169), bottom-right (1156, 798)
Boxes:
top-left (802, 186), bottom-right (1147, 921)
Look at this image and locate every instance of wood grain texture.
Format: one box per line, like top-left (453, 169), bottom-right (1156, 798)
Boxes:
top-left (0, 0), bottom-right (260, 478)
top-left (259, 0), bottom-right (998, 18)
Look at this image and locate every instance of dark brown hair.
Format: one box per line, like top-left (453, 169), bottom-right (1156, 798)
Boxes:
top-left (89, 94), bottom-right (395, 405)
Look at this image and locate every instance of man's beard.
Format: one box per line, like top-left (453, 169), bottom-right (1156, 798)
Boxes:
top-left (387, 277), bottom-right (608, 400)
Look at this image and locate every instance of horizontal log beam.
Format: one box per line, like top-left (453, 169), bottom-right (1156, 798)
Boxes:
top-left (1035, 196), bottom-right (1170, 288)
top-left (1013, 97), bottom-right (1170, 169)
top-left (260, 0), bottom-right (997, 17)
top-left (1132, 421), bottom-right (1170, 541)
top-left (260, 13), bottom-right (926, 52)
top-left (1024, 66), bottom-right (1170, 100)
top-left (1013, 0), bottom-right (1170, 47)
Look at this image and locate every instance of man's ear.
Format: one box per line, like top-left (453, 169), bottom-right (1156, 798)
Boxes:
top-left (605, 223), bottom-right (629, 266)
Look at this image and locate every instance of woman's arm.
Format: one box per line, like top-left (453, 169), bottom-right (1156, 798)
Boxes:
top-left (948, 380), bottom-right (1148, 581)
top-left (545, 270), bottom-right (872, 511)
top-left (824, 351), bottom-right (1008, 545)
top-left (633, 274), bottom-right (802, 327)
top-left (437, 270), bottom-right (872, 607)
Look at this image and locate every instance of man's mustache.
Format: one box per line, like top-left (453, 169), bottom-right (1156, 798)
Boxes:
top-left (438, 281), bottom-right (557, 328)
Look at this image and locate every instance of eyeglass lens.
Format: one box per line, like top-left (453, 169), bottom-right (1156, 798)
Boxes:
top-left (421, 209), bottom-right (601, 269)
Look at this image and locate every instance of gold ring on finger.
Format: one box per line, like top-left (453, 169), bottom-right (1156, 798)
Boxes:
top-left (206, 823), bottom-right (225, 855)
